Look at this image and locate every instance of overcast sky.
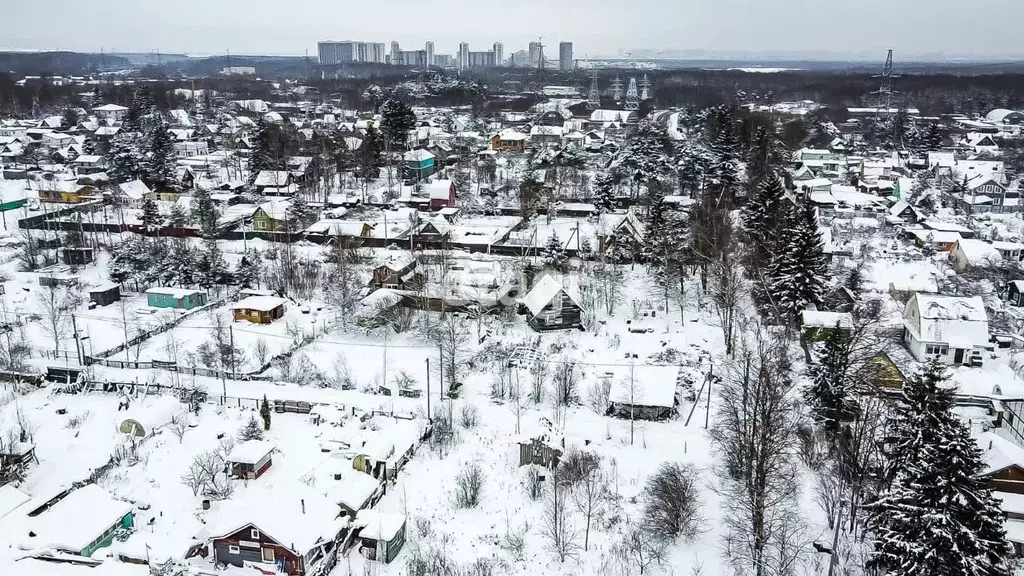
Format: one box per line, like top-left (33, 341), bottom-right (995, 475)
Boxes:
top-left (3, 0), bottom-right (1024, 60)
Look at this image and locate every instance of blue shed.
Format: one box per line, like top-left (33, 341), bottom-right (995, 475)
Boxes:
top-left (145, 287), bottom-right (208, 310)
top-left (403, 149), bottom-right (436, 180)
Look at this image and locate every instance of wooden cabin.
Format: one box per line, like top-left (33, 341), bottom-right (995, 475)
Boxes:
top-left (520, 274), bottom-right (584, 332)
top-left (231, 296), bottom-right (287, 324)
top-left (354, 510), bottom-right (407, 564)
top-left (226, 440), bottom-right (274, 479)
top-left (371, 253), bottom-right (422, 290)
top-left (88, 283), bottom-right (121, 307)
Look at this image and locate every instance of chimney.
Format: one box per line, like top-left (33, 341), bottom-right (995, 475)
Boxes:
top-left (301, 499), bottom-right (305, 514)
top-left (989, 440), bottom-right (994, 450)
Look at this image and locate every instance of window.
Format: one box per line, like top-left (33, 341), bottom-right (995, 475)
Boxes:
top-left (254, 220), bottom-right (267, 230)
top-left (251, 529), bottom-right (261, 540)
top-left (228, 545), bottom-right (240, 555)
top-left (925, 344), bottom-right (948, 356)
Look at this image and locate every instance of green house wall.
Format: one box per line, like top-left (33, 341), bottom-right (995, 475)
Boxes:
top-left (147, 292), bottom-right (207, 309)
top-left (80, 512), bottom-right (134, 557)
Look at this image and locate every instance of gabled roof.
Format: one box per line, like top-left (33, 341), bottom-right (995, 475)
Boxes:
top-left (403, 149), bottom-right (435, 162)
top-left (226, 439), bottom-right (275, 464)
top-left (521, 274), bottom-right (579, 316)
top-left (254, 170), bottom-right (290, 187)
top-left (256, 200), bottom-right (292, 220)
top-left (494, 128), bottom-right (527, 141)
top-left (425, 179), bottom-right (454, 200)
top-left (117, 180), bottom-right (151, 200)
top-left (211, 483), bottom-right (346, 556)
top-left (980, 432), bottom-right (1024, 476)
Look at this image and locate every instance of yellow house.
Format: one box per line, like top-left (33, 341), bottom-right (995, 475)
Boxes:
top-left (491, 129), bottom-right (527, 153)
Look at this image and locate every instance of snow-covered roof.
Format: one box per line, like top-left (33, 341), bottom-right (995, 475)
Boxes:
top-left (801, 310), bottom-right (853, 329)
top-left (120, 396), bottom-right (183, 436)
top-left (590, 109), bottom-right (636, 123)
top-left (494, 128), bottom-right (527, 141)
top-left (521, 274), bottom-right (577, 317)
top-left (254, 170), bottom-right (290, 187)
top-left (145, 287), bottom-right (204, 299)
top-left (27, 485), bottom-right (132, 554)
top-left (607, 365), bottom-right (679, 408)
top-left (377, 251), bottom-right (415, 272)
top-left (227, 440), bottom-right (274, 464)
top-left (231, 295), bottom-right (288, 312)
top-left (73, 154), bottom-right (103, 164)
top-left (798, 178), bottom-right (833, 188)
top-left (117, 180), bottom-right (151, 200)
top-left (403, 149), bottom-right (435, 162)
top-left (0, 484), bottom-right (30, 519)
top-left (425, 179), bottom-right (453, 200)
top-left (986, 109), bottom-right (1021, 123)
top-left (211, 483), bottom-right (345, 555)
top-left (530, 125), bottom-right (565, 137)
top-left (93, 103), bottom-right (128, 112)
top-left (993, 241), bottom-right (1024, 252)
top-left (906, 293), bottom-right (989, 347)
top-left (956, 239), bottom-right (1001, 265)
top-left (922, 220), bottom-right (974, 234)
top-left (353, 509), bottom-right (406, 541)
top-left (927, 151), bottom-right (955, 168)
top-left (980, 432), bottom-right (1024, 475)
top-left (256, 199), bottom-right (292, 220)
top-left (907, 229), bottom-right (962, 244)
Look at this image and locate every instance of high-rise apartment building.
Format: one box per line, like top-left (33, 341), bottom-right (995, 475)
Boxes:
top-left (425, 41), bottom-right (435, 66)
top-left (559, 42), bottom-right (573, 71)
top-left (458, 42), bottom-right (470, 70)
top-left (493, 42), bottom-right (504, 67)
top-left (318, 41), bottom-right (385, 64)
top-left (468, 51), bottom-right (496, 68)
top-left (390, 41), bottom-right (401, 64)
top-left (528, 41), bottom-right (543, 68)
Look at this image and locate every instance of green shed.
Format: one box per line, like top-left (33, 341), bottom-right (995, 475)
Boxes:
top-left (145, 287), bottom-right (207, 310)
top-left (355, 510), bottom-right (406, 563)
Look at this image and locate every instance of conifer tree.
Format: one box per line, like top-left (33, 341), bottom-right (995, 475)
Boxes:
top-left (146, 121), bottom-right (179, 192)
top-left (239, 414), bottom-right (264, 441)
top-left (594, 172), bottom-right (618, 214)
top-left (247, 118), bottom-right (275, 186)
top-left (140, 197), bottom-right (161, 230)
top-left (379, 98), bottom-right (418, 150)
top-left (804, 327), bottom-right (856, 435)
top-left (168, 204), bottom-right (188, 228)
top-left (108, 132), bottom-right (147, 184)
top-left (286, 194), bottom-right (314, 232)
top-left (868, 359), bottom-right (1011, 576)
top-left (190, 187), bottom-right (219, 238)
top-left (770, 203), bottom-right (829, 320)
top-left (260, 395), bottom-right (272, 431)
top-left (741, 176), bottom-right (789, 270)
top-left (235, 250), bottom-right (262, 289)
top-left (542, 233), bottom-right (568, 272)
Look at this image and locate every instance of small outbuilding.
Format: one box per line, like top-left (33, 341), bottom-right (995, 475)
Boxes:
top-left (606, 365), bottom-right (680, 420)
top-left (88, 283), bottom-right (121, 306)
top-left (1009, 281), bottom-right (1024, 307)
top-left (517, 434), bottom-right (563, 468)
top-left (353, 509), bottom-right (407, 564)
top-left (226, 440), bottom-right (274, 479)
top-left (118, 397), bottom-right (185, 437)
top-left (800, 310), bottom-right (853, 342)
top-left (520, 274), bottom-right (584, 332)
top-left (231, 296), bottom-right (287, 324)
top-left (145, 287), bottom-right (208, 310)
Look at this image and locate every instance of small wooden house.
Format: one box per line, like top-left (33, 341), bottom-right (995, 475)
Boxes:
top-left (520, 274), bottom-right (584, 332)
top-left (865, 352), bottom-right (906, 390)
top-left (252, 200), bottom-right (292, 232)
top-left (982, 432), bottom-right (1024, 494)
top-left (800, 310), bottom-right (853, 342)
top-left (209, 485), bottom-right (343, 576)
top-left (606, 365), bottom-right (680, 420)
top-left (354, 509), bottom-right (407, 564)
top-left (89, 283), bottom-right (121, 306)
top-left (226, 440), bottom-right (274, 479)
top-left (371, 253), bottom-right (422, 290)
top-left (491, 129), bottom-right (527, 152)
top-left (403, 149), bottom-right (436, 180)
top-left (821, 285), bottom-right (857, 313)
top-left (145, 287), bottom-right (207, 310)
top-left (1009, 281), bottom-right (1024, 307)
top-left (425, 179), bottom-right (456, 209)
top-left (231, 296), bottom-right (287, 324)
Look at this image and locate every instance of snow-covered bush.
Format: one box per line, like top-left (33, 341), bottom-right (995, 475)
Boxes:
top-left (238, 415), bottom-right (263, 441)
top-left (458, 403), bottom-right (479, 429)
top-left (453, 462), bottom-right (484, 508)
top-left (524, 465), bottom-right (543, 500)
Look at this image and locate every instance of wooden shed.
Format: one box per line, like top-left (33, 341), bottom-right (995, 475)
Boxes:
top-left (354, 509), bottom-right (407, 564)
top-left (517, 435), bottom-right (563, 468)
top-left (89, 283), bottom-right (121, 306)
top-left (520, 274), bottom-right (584, 332)
top-left (226, 440), bottom-right (274, 479)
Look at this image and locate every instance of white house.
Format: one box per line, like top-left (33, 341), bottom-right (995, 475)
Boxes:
top-left (117, 180), bottom-right (152, 208)
top-left (952, 239), bottom-right (1002, 272)
top-left (903, 293), bottom-right (990, 366)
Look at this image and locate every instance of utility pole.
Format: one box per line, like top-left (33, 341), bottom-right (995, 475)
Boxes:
top-left (229, 324), bottom-right (236, 378)
top-left (425, 358), bottom-right (431, 422)
top-left (71, 313), bottom-right (82, 365)
top-left (826, 499), bottom-right (844, 576)
top-left (704, 363), bottom-right (713, 429)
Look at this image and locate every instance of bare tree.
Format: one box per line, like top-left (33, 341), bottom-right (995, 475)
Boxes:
top-left (587, 374), bottom-right (612, 413)
top-left (710, 327), bottom-right (803, 576)
top-left (458, 403), bottom-right (479, 429)
top-left (572, 457), bottom-right (607, 551)
top-left (643, 462), bottom-right (701, 541)
top-left (552, 360), bottom-right (581, 406)
top-left (168, 414), bottom-right (189, 444)
top-left (427, 313), bottom-right (470, 397)
top-left (508, 372), bottom-right (526, 434)
top-left (37, 286), bottom-right (81, 356)
top-left (252, 337), bottom-right (270, 367)
top-left (529, 358), bottom-right (549, 404)
top-left (541, 477), bottom-right (580, 562)
top-left (617, 527), bottom-right (668, 575)
top-left (180, 459), bottom-right (207, 496)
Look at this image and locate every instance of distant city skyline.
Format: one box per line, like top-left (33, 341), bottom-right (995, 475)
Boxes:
top-left (3, 0), bottom-right (1024, 61)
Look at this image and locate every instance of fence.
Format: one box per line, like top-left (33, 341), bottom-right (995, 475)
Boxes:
top-left (89, 296), bottom-right (224, 362)
top-left (81, 378), bottom-right (317, 413)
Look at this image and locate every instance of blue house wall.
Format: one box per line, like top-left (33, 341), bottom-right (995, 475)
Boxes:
top-left (147, 291), bottom-right (208, 310)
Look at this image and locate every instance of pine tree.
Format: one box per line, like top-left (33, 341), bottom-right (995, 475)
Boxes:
top-left (140, 197), bottom-right (161, 230)
top-left (922, 123), bottom-right (944, 152)
top-left (108, 132), bottom-right (147, 184)
top-left (709, 106), bottom-right (741, 203)
top-left (260, 395), bottom-right (272, 431)
top-left (235, 250), bottom-right (262, 289)
top-left (542, 233), bottom-right (567, 272)
top-left (146, 121), bottom-right (179, 192)
top-left (239, 414), bottom-right (264, 441)
top-left (379, 98), bottom-right (418, 150)
top-left (286, 194), bottom-right (314, 232)
top-left (770, 203), bottom-right (829, 320)
top-left (594, 172), bottom-right (618, 213)
top-left (168, 204), bottom-right (188, 228)
top-left (122, 87), bottom-right (154, 133)
top-left (190, 187), bottom-right (219, 238)
top-left (357, 122), bottom-right (383, 181)
top-left (247, 118), bottom-right (275, 186)
top-left (741, 176), bottom-right (789, 270)
top-left (804, 327), bottom-right (856, 435)
top-left (869, 359), bottom-right (1011, 576)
